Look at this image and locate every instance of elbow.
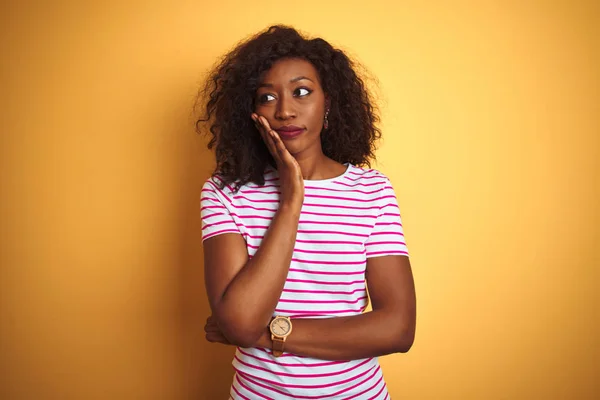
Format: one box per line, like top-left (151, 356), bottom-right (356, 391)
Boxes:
top-left (392, 323), bottom-right (415, 354)
top-left (396, 335), bottom-right (414, 353)
top-left (215, 311), bottom-right (266, 348)
top-left (226, 327), bottom-right (263, 349)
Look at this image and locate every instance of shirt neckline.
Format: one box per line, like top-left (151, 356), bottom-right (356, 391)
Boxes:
top-left (302, 163), bottom-right (352, 186)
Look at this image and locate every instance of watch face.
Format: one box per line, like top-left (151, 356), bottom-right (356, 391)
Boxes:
top-left (271, 318), bottom-right (291, 336)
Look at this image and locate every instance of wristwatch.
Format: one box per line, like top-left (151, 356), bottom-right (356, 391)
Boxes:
top-left (269, 316), bottom-right (293, 357)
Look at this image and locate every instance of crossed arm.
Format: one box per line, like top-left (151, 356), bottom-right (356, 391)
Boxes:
top-left (203, 218), bottom-right (416, 361)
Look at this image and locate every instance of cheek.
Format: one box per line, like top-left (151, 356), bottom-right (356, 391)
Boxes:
top-left (305, 103), bottom-right (325, 126)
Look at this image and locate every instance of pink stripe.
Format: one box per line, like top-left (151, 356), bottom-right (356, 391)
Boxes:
top-left (382, 213), bottom-right (401, 217)
top-left (348, 169), bottom-right (375, 176)
top-left (278, 295), bottom-right (368, 304)
top-left (292, 248), bottom-right (365, 255)
top-left (237, 365), bottom-right (381, 399)
top-left (366, 241), bottom-right (406, 246)
top-left (303, 202), bottom-right (380, 211)
top-left (379, 203), bottom-right (400, 209)
top-left (200, 196), bottom-right (221, 204)
top-left (369, 231), bottom-right (404, 236)
top-left (202, 212), bottom-right (227, 220)
top-left (283, 288), bottom-right (366, 295)
top-left (297, 230), bottom-right (368, 238)
top-left (291, 258), bottom-right (365, 265)
top-left (286, 278), bottom-right (364, 285)
top-left (343, 174), bottom-right (386, 182)
top-left (247, 243), bottom-right (362, 254)
top-left (211, 176), bottom-right (236, 194)
top-left (234, 355), bottom-right (371, 380)
top-left (202, 219), bottom-right (235, 231)
top-left (301, 211), bottom-right (377, 219)
top-left (200, 205), bottom-right (226, 212)
top-left (245, 234), bottom-right (268, 239)
top-left (248, 235), bottom-right (363, 249)
top-left (333, 180), bottom-right (387, 188)
top-left (288, 313), bottom-right (359, 318)
top-left (366, 250), bottom-right (409, 257)
top-left (366, 379), bottom-right (386, 400)
top-left (304, 185), bottom-right (388, 195)
top-left (299, 220), bottom-right (372, 228)
top-left (237, 348), bottom-right (345, 367)
top-left (239, 189), bottom-right (281, 195)
top-left (294, 239), bottom-right (363, 245)
top-left (234, 374), bottom-right (271, 400)
top-left (246, 184), bottom-right (279, 189)
top-left (342, 373), bottom-right (384, 400)
top-left (253, 347), bottom-right (308, 358)
top-left (234, 356), bottom-right (371, 379)
top-left (233, 196), bottom-right (279, 203)
top-left (203, 229), bottom-right (240, 240)
top-left (236, 204), bottom-right (278, 212)
top-left (231, 379), bottom-right (250, 400)
top-left (206, 180), bottom-right (232, 204)
top-left (275, 307), bottom-right (364, 314)
top-left (234, 214), bottom-right (272, 220)
top-left (234, 362), bottom-right (378, 390)
top-left (304, 194), bottom-right (393, 203)
top-left (374, 222), bottom-right (403, 227)
top-left (289, 268), bottom-right (365, 276)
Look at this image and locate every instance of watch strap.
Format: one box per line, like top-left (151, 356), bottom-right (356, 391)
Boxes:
top-left (272, 336), bottom-right (285, 357)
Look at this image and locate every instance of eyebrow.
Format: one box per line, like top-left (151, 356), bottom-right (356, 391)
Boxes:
top-left (258, 76), bottom-right (314, 88)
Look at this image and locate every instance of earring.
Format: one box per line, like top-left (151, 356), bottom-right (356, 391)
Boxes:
top-left (324, 109), bottom-right (330, 130)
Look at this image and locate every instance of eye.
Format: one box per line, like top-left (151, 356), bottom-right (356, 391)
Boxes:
top-left (294, 87), bottom-right (312, 97)
top-left (258, 93), bottom-right (276, 103)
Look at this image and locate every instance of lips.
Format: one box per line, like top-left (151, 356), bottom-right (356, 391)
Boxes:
top-left (275, 125), bottom-right (305, 139)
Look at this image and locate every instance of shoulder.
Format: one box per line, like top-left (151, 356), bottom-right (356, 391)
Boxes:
top-left (346, 165), bottom-right (391, 185)
top-left (202, 170), bottom-right (275, 198)
top-left (200, 175), bottom-right (239, 208)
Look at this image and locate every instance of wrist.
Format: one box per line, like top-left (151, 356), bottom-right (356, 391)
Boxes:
top-left (256, 327), bottom-right (271, 348)
top-left (278, 202), bottom-right (302, 218)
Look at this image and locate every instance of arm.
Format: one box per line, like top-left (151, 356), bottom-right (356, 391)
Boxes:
top-left (204, 114), bottom-right (304, 347)
top-left (204, 207), bottom-right (299, 347)
top-left (255, 255), bottom-right (416, 360)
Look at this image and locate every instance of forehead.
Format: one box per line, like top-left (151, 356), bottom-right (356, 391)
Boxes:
top-left (260, 58), bottom-right (321, 84)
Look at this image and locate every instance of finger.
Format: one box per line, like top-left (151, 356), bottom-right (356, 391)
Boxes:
top-left (204, 319), bottom-right (220, 330)
top-left (257, 116), bottom-right (282, 164)
top-left (206, 332), bottom-right (230, 344)
top-left (268, 127), bottom-right (295, 164)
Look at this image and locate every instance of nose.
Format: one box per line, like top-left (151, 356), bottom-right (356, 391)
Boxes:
top-left (274, 93), bottom-right (296, 120)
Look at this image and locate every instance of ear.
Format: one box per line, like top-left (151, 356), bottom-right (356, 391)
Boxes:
top-left (324, 95), bottom-right (331, 111)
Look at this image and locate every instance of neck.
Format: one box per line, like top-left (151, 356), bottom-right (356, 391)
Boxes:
top-left (291, 149), bottom-right (345, 181)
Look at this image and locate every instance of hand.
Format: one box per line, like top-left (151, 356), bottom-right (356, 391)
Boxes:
top-left (252, 113), bottom-right (304, 209)
top-left (204, 315), bottom-right (232, 345)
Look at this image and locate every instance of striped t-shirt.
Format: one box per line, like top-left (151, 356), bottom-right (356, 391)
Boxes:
top-left (201, 163), bottom-right (409, 399)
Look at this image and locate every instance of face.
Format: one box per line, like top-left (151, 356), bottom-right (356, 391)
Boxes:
top-left (254, 58), bottom-right (327, 156)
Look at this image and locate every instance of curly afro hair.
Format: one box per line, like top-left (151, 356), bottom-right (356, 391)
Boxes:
top-left (196, 25), bottom-right (382, 191)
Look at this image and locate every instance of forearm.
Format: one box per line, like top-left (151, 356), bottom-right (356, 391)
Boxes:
top-left (256, 309), bottom-right (415, 360)
top-left (216, 205), bottom-right (300, 342)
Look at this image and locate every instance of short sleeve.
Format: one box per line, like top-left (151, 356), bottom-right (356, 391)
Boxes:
top-left (200, 177), bottom-right (241, 242)
top-left (365, 178), bottom-right (409, 258)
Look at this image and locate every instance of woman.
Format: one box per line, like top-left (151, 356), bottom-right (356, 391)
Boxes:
top-left (197, 25), bottom-right (416, 399)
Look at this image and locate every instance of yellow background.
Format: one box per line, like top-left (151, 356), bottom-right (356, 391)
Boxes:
top-left (1, 0), bottom-right (598, 399)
